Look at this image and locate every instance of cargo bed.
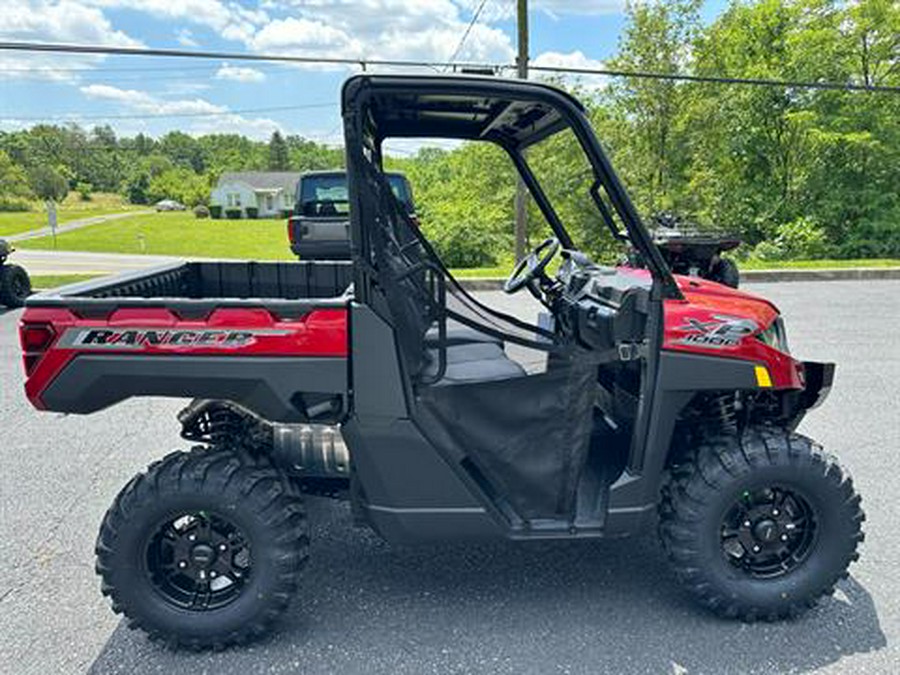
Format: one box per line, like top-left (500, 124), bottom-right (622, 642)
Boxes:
top-left (20, 261), bottom-right (354, 423)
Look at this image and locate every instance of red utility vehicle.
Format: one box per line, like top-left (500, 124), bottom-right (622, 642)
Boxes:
top-left (19, 76), bottom-right (862, 649)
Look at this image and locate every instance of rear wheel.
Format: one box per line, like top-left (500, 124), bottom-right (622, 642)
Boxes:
top-left (0, 264), bottom-right (31, 307)
top-left (659, 429), bottom-right (863, 620)
top-left (710, 258), bottom-right (740, 288)
top-left (96, 446), bottom-right (309, 649)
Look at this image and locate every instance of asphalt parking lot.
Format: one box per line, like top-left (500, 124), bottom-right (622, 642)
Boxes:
top-left (1, 280), bottom-right (897, 674)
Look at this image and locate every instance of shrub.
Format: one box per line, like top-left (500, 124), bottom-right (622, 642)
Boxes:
top-left (775, 217), bottom-right (829, 259)
top-left (837, 217), bottom-right (900, 259)
top-left (76, 182), bottom-right (93, 201)
top-left (193, 205), bottom-right (210, 219)
top-left (751, 217), bottom-right (829, 261)
top-left (425, 222), bottom-right (500, 268)
top-left (280, 208), bottom-right (294, 219)
top-left (245, 206), bottom-right (259, 219)
top-left (209, 205), bottom-right (222, 219)
top-left (0, 198), bottom-right (32, 213)
top-left (225, 208), bottom-right (242, 220)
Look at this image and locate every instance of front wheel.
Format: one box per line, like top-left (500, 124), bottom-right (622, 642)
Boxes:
top-left (96, 447), bottom-right (309, 649)
top-left (659, 429), bottom-right (863, 620)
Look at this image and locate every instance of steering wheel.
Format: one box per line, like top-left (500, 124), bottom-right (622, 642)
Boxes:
top-left (503, 237), bottom-right (560, 294)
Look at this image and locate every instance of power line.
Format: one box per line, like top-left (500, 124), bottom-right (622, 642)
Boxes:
top-left (526, 63), bottom-right (900, 93)
top-left (2, 102), bottom-right (333, 122)
top-left (446, 0), bottom-right (491, 70)
top-left (1, 41), bottom-right (898, 94)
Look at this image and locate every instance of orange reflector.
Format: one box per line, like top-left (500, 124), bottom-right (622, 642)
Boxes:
top-left (755, 366), bottom-right (773, 388)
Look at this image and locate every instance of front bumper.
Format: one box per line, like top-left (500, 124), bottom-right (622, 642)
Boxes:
top-left (782, 361), bottom-right (835, 429)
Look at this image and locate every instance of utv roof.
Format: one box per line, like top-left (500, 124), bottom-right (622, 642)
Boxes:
top-left (341, 74), bottom-right (587, 149)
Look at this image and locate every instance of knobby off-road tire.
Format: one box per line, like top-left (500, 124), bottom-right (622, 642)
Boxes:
top-left (711, 258), bottom-right (740, 288)
top-left (0, 264), bottom-right (31, 308)
top-left (659, 428), bottom-right (864, 621)
top-left (96, 446), bottom-right (309, 649)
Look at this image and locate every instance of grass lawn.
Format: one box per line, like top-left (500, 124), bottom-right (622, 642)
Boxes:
top-left (29, 274), bottom-right (102, 290)
top-left (17, 212), bottom-right (295, 260)
top-left (740, 258), bottom-right (900, 270)
top-left (0, 193), bottom-right (143, 237)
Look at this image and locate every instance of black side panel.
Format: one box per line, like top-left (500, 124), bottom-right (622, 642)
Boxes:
top-left (342, 417), bottom-right (503, 543)
top-left (606, 350), bottom-right (763, 534)
top-left (350, 303), bottom-right (408, 418)
top-left (41, 355), bottom-right (347, 423)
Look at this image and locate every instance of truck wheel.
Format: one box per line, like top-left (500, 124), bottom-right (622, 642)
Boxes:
top-left (659, 429), bottom-right (864, 621)
top-left (0, 264), bottom-right (31, 308)
top-left (95, 446), bottom-right (309, 649)
top-left (711, 258), bottom-right (740, 288)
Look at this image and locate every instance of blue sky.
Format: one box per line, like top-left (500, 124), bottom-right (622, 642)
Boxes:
top-left (0, 0), bottom-right (727, 144)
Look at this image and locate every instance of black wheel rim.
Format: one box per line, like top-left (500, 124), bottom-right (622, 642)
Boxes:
top-left (12, 274), bottom-right (28, 301)
top-left (720, 486), bottom-right (817, 579)
top-left (145, 511), bottom-right (252, 611)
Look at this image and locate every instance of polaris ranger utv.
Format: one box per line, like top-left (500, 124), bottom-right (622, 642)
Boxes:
top-left (18, 75), bottom-right (862, 649)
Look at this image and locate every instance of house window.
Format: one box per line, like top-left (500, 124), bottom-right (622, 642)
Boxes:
top-left (227, 193), bottom-right (241, 208)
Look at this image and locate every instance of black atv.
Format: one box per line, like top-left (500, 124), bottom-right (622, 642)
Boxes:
top-left (0, 239), bottom-right (31, 308)
top-left (630, 213), bottom-right (742, 288)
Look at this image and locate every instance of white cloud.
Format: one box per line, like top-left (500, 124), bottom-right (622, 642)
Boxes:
top-left (251, 0), bottom-right (514, 66)
top-left (215, 63), bottom-right (267, 82)
top-left (176, 28), bottom-right (199, 47)
top-left (531, 50), bottom-right (609, 90)
top-left (84, 0), bottom-right (269, 43)
top-left (77, 83), bottom-right (281, 139)
top-left (80, 83), bottom-right (226, 116)
top-left (0, 0), bottom-right (141, 82)
top-left (456, 0), bottom-right (625, 21)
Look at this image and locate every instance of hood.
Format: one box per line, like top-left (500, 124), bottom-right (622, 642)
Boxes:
top-left (663, 274), bottom-right (780, 353)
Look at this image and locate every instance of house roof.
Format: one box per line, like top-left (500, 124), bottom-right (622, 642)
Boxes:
top-left (217, 172), bottom-right (300, 193)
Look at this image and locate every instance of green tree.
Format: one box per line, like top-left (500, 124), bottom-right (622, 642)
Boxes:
top-left (0, 149), bottom-right (33, 209)
top-left (268, 131), bottom-right (290, 171)
top-left (28, 165), bottom-right (68, 203)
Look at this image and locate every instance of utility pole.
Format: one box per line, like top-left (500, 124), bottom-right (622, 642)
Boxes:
top-left (514, 0), bottom-right (528, 262)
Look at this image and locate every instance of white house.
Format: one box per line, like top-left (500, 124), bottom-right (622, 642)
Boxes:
top-left (210, 172), bottom-right (299, 218)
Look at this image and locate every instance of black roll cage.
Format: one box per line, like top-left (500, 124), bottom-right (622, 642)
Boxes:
top-left (341, 74), bottom-right (682, 301)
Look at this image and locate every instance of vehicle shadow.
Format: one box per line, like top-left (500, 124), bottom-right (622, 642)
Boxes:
top-left (90, 498), bottom-right (885, 675)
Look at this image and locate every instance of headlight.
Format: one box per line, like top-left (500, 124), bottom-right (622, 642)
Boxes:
top-left (756, 317), bottom-right (790, 354)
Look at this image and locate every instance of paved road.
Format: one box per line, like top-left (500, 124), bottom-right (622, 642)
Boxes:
top-left (0, 281), bottom-right (896, 674)
top-left (7, 210), bottom-right (154, 243)
top-left (9, 249), bottom-right (182, 277)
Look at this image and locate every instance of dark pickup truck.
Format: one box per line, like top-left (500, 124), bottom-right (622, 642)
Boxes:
top-left (20, 260), bottom-right (353, 422)
top-left (287, 170), bottom-right (416, 259)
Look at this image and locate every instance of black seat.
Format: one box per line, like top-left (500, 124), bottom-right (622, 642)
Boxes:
top-left (422, 342), bottom-right (526, 385)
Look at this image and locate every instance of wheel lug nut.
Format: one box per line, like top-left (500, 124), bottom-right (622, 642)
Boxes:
top-left (781, 533), bottom-right (788, 542)
top-left (772, 509), bottom-right (779, 516)
top-left (178, 561), bottom-right (187, 569)
top-left (210, 571), bottom-right (217, 578)
top-left (752, 545), bottom-right (761, 553)
top-left (188, 534), bottom-right (196, 542)
top-left (219, 544), bottom-right (227, 551)
top-left (743, 520), bottom-right (751, 528)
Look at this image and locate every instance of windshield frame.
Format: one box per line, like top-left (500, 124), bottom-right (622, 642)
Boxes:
top-left (341, 74), bottom-right (681, 300)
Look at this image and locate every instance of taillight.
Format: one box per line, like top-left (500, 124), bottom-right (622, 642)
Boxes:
top-left (287, 219), bottom-right (295, 245)
top-left (19, 322), bottom-right (55, 376)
